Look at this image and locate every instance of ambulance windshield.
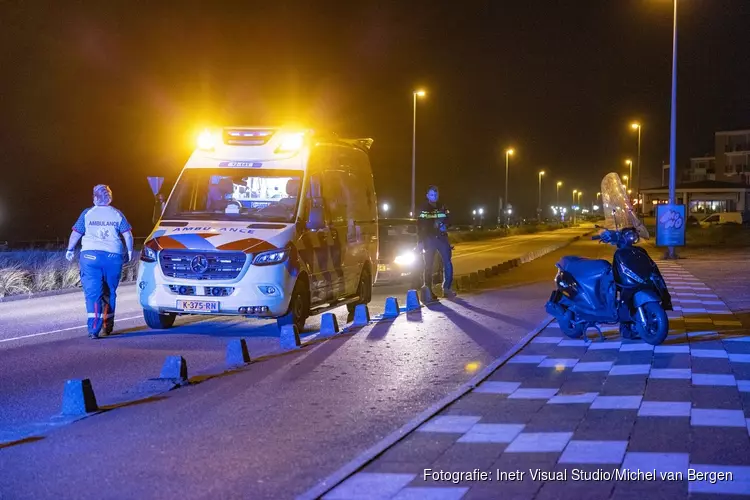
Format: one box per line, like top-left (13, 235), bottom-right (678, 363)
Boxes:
top-left (163, 168), bottom-right (302, 223)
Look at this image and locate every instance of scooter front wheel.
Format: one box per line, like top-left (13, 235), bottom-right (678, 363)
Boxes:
top-left (635, 302), bottom-right (669, 346)
top-left (559, 310), bottom-right (586, 339)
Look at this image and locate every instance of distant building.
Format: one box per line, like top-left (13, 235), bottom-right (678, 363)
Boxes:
top-left (715, 130), bottom-right (750, 183)
top-left (682, 156), bottom-right (716, 182)
top-left (665, 130), bottom-right (750, 185)
top-left (641, 180), bottom-right (750, 217)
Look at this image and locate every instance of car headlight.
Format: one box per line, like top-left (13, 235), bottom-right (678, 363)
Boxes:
top-left (140, 246), bottom-right (157, 263)
top-left (394, 251), bottom-right (416, 266)
top-left (253, 248), bottom-right (289, 266)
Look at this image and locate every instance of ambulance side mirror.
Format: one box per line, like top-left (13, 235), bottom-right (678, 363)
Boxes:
top-left (306, 205), bottom-right (326, 231)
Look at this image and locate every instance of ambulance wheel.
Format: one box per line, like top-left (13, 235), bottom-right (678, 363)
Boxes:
top-left (143, 309), bottom-right (176, 330)
top-left (277, 279), bottom-right (309, 333)
top-left (347, 267), bottom-right (373, 314)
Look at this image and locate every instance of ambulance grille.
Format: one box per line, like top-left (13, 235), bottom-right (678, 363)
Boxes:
top-left (159, 250), bottom-right (247, 281)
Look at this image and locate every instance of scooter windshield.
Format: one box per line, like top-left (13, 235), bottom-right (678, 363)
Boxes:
top-left (601, 172), bottom-right (649, 239)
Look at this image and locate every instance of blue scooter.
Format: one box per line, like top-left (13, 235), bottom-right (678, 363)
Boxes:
top-left (545, 226), bottom-right (672, 345)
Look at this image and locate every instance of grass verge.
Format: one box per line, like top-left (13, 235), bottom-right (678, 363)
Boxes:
top-left (0, 251), bottom-right (138, 298)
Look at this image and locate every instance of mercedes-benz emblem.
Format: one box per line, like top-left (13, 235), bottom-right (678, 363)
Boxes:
top-left (191, 255), bottom-right (209, 273)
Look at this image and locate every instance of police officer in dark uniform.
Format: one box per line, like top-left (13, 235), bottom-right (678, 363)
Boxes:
top-left (417, 185), bottom-right (456, 298)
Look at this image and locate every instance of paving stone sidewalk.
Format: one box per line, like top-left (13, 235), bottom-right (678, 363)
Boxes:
top-left (323, 260), bottom-right (750, 499)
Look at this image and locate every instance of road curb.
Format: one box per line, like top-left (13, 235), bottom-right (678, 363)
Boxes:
top-left (297, 314), bottom-right (554, 500)
top-left (453, 231), bottom-right (591, 291)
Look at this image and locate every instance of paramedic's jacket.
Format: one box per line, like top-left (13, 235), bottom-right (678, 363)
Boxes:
top-left (72, 206), bottom-right (132, 255)
top-left (417, 200), bottom-right (450, 244)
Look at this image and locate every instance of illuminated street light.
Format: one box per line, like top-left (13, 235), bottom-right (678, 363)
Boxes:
top-left (631, 122), bottom-right (642, 214)
top-left (503, 148), bottom-right (515, 226)
top-left (623, 175), bottom-right (629, 189)
top-left (411, 89), bottom-right (427, 217)
top-left (556, 181), bottom-right (562, 207)
top-left (382, 203), bottom-right (390, 215)
top-left (625, 159), bottom-right (633, 186)
top-left (538, 171), bottom-right (545, 219)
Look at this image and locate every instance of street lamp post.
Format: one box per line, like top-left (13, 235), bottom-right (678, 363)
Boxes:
top-left (666, 0), bottom-right (679, 259)
top-left (504, 148), bottom-right (514, 226)
top-left (382, 203), bottom-right (390, 216)
top-left (556, 181), bottom-right (562, 207)
top-left (572, 189), bottom-right (577, 224)
top-left (538, 171), bottom-right (545, 219)
top-left (631, 122), bottom-right (642, 212)
top-left (479, 208), bottom-right (484, 227)
top-left (625, 159), bottom-right (633, 187)
top-left (411, 90), bottom-right (426, 218)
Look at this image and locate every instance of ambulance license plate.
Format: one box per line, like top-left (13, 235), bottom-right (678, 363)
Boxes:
top-left (176, 300), bottom-right (219, 312)
top-left (377, 264), bottom-right (387, 272)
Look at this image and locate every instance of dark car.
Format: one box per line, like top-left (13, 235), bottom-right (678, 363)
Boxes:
top-left (376, 218), bottom-right (442, 287)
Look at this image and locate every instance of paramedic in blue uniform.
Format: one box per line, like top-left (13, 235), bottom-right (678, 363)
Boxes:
top-left (417, 185), bottom-right (456, 298)
top-left (66, 185), bottom-right (134, 338)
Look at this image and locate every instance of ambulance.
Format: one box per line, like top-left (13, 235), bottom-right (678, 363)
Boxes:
top-left (137, 127), bottom-right (378, 332)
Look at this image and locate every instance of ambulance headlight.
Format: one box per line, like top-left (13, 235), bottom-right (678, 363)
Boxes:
top-left (253, 248), bottom-right (289, 266)
top-left (394, 251), bottom-right (417, 266)
top-left (275, 132), bottom-right (305, 154)
top-left (140, 246), bottom-right (157, 263)
top-left (197, 129), bottom-right (218, 150)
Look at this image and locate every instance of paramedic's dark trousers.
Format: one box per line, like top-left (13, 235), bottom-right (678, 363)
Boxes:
top-left (423, 236), bottom-right (453, 290)
top-left (80, 250), bottom-right (123, 335)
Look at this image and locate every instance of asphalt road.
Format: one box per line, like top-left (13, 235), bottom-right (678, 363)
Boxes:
top-left (0, 228), bottom-right (587, 430)
top-left (0, 228), bottom-right (594, 500)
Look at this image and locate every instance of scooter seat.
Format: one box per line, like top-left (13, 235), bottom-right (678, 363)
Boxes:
top-left (558, 256), bottom-right (612, 281)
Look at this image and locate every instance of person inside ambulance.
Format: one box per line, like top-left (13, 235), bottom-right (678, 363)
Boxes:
top-left (417, 185), bottom-right (456, 299)
top-left (207, 177), bottom-right (236, 212)
top-left (66, 185), bottom-right (134, 339)
top-left (279, 178), bottom-right (300, 211)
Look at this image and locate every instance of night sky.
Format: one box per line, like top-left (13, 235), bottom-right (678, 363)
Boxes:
top-left (1, 1), bottom-right (749, 241)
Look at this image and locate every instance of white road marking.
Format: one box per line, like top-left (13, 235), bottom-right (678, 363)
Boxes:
top-left (0, 315), bottom-right (143, 343)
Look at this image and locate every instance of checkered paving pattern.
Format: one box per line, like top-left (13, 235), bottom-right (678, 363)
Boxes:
top-left (325, 261), bottom-right (750, 499)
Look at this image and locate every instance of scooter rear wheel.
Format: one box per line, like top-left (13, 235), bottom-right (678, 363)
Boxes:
top-left (635, 302), bottom-right (669, 346)
top-left (559, 310), bottom-right (586, 339)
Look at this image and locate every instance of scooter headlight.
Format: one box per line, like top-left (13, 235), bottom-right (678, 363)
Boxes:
top-left (619, 262), bottom-right (646, 284)
top-left (394, 251), bottom-right (417, 266)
